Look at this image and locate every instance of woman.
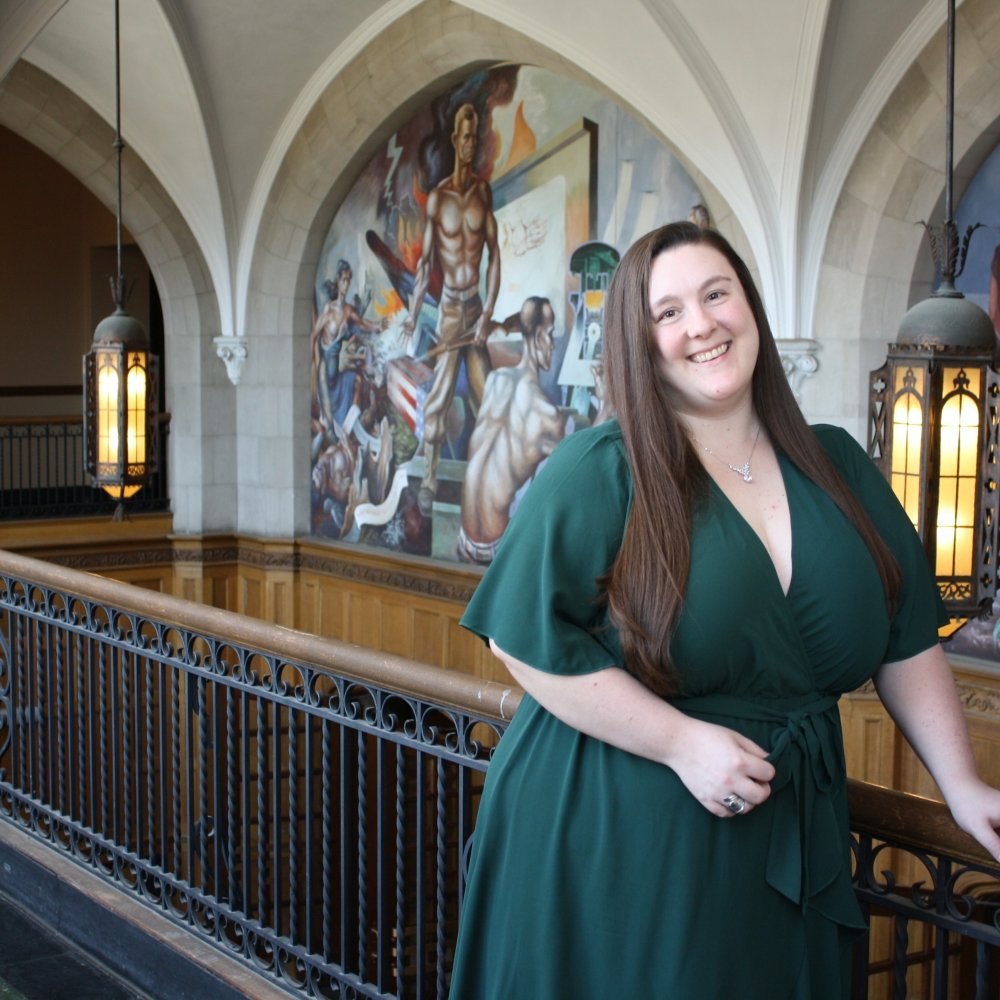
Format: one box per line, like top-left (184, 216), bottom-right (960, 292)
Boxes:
top-left (449, 222), bottom-right (1000, 999)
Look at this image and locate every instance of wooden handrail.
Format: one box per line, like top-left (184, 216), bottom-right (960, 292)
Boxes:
top-left (847, 777), bottom-right (995, 868)
top-left (0, 547), bottom-right (518, 721)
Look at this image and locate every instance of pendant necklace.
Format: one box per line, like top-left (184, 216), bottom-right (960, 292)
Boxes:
top-left (698, 424), bottom-right (762, 484)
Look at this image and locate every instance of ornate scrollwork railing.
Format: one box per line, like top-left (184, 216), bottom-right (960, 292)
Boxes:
top-left (0, 549), bottom-right (509, 999)
top-left (849, 779), bottom-right (1000, 998)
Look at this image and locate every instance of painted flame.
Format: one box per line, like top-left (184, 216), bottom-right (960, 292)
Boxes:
top-left (397, 212), bottom-right (423, 274)
top-left (412, 173), bottom-right (428, 214)
top-left (375, 289), bottom-right (405, 317)
top-left (501, 102), bottom-right (537, 174)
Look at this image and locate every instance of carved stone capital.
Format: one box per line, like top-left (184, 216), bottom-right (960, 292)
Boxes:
top-left (213, 336), bottom-right (248, 386)
top-left (777, 339), bottom-right (820, 403)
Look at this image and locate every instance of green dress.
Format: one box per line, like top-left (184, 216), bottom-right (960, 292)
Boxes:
top-left (450, 420), bottom-right (946, 1000)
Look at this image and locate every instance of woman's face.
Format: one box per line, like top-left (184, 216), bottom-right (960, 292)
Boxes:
top-left (647, 242), bottom-right (759, 418)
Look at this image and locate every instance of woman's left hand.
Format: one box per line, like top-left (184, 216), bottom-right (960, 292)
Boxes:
top-left (943, 778), bottom-right (1000, 864)
top-left (874, 646), bottom-right (1000, 866)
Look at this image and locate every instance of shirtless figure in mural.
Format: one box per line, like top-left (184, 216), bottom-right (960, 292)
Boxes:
top-left (404, 103), bottom-right (501, 515)
top-left (458, 297), bottom-right (567, 564)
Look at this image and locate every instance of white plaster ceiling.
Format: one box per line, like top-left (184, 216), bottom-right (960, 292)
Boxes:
top-left (0, 0), bottom-right (960, 341)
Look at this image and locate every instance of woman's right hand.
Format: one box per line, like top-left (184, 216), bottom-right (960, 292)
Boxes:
top-left (661, 716), bottom-right (774, 818)
top-left (493, 643), bottom-right (774, 819)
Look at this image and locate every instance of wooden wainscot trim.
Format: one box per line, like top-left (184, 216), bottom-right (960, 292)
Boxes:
top-left (844, 670), bottom-right (1000, 718)
top-left (956, 677), bottom-right (1000, 716)
top-left (170, 532), bottom-right (241, 566)
top-left (296, 537), bottom-right (481, 606)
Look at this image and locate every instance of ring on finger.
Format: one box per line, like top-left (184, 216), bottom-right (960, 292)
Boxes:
top-left (722, 793), bottom-right (747, 815)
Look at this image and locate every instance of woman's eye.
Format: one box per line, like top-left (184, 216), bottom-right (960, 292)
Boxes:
top-left (655, 307), bottom-right (677, 323)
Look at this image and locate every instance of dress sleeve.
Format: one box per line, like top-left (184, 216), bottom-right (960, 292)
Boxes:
top-left (460, 423), bottom-right (631, 675)
top-left (813, 425), bottom-right (949, 662)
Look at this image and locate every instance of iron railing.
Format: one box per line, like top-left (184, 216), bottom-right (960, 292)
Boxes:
top-left (0, 549), bottom-right (509, 999)
top-left (850, 781), bottom-right (1000, 999)
top-left (0, 548), bottom-right (996, 998)
top-left (0, 415), bottom-right (170, 518)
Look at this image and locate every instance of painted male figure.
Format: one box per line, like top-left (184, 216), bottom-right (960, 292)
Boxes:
top-left (458, 297), bottom-right (567, 563)
top-left (404, 103), bottom-right (501, 515)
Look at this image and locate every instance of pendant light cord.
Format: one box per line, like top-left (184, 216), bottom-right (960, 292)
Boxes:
top-left (113, 0), bottom-right (125, 310)
top-left (944, 0), bottom-right (954, 226)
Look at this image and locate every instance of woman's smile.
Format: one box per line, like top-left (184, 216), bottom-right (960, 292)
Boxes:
top-left (689, 342), bottom-right (731, 364)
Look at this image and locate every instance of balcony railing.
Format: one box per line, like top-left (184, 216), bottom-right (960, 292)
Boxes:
top-left (0, 548), bottom-right (996, 999)
top-left (0, 415), bottom-right (170, 519)
top-left (850, 781), bottom-right (1000, 999)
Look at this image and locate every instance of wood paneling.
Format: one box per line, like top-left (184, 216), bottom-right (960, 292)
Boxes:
top-left (840, 672), bottom-right (1000, 795)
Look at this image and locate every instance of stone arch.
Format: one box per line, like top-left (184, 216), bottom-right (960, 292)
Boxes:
top-left (813, 1), bottom-right (1000, 438)
top-left (243, 0), bottom-right (741, 537)
top-left (0, 59), bottom-right (234, 534)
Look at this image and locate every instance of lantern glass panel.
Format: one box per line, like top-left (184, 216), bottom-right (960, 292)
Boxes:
top-left (890, 386), bottom-right (924, 529)
top-left (126, 352), bottom-right (147, 467)
top-left (97, 350), bottom-right (120, 471)
top-left (934, 381), bottom-right (981, 578)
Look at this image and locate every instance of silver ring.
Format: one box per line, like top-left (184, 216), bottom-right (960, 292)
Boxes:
top-left (722, 793), bottom-right (747, 815)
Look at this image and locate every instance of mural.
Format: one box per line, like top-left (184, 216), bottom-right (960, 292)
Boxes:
top-left (311, 64), bottom-right (704, 563)
top-left (955, 139), bottom-right (1000, 336)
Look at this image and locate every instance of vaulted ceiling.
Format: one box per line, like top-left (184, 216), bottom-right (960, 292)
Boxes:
top-left (2, 0), bottom-right (995, 340)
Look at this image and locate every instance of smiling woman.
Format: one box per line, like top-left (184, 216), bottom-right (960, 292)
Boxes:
top-left (448, 221), bottom-right (1000, 1000)
top-left (647, 242), bottom-right (760, 419)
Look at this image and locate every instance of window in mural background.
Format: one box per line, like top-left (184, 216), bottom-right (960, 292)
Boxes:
top-left (937, 139), bottom-right (1000, 662)
top-left (310, 63), bottom-right (704, 563)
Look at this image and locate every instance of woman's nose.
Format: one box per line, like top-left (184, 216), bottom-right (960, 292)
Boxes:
top-left (685, 302), bottom-right (715, 338)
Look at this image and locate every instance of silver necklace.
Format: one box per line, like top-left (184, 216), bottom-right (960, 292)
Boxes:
top-left (698, 424), bottom-right (762, 483)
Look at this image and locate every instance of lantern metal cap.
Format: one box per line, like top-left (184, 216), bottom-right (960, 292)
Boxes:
top-left (896, 290), bottom-right (995, 351)
top-left (92, 305), bottom-right (150, 350)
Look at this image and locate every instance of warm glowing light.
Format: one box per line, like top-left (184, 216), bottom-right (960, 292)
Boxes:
top-left (127, 355), bottom-right (147, 466)
top-left (583, 289), bottom-right (605, 311)
top-left (935, 371), bottom-right (981, 578)
top-left (102, 483), bottom-right (142, 499)
top-left (97, 357), bottom-right (119, 466)
top-left (90, 346), bottom-right (149, 498)
top-left (889, 387), bottom-right (924, 529)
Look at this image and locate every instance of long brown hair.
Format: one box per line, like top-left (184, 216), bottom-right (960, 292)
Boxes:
top-left (602, 221), bottom-right (901, 696)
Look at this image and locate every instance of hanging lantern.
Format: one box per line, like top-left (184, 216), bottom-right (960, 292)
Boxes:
top-left (868, 0), bottom-right (998, 631)
top-left (84, 307), bottom-right (159, 500)
top-left (82, 0), bottom-right (160, 504)
top-left (868, 326), bottom-right (999, 626)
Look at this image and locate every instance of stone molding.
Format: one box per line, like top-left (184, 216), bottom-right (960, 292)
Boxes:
top-left (777, 339), bottom-right (820, 403)
top-left (213, 336), bottom-right (248, 386)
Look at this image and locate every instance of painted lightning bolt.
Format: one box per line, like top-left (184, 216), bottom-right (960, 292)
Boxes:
top-left (384, 133), bottom-right (403, 202)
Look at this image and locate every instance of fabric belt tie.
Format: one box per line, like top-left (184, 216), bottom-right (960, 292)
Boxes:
top-left (671, 691), bottom-right (860, 925)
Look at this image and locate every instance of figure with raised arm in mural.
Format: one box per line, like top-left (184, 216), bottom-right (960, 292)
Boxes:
top-left (403, 102), bottom-right (501, 515)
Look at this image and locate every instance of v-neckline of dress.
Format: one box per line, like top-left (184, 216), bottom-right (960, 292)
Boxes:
top-left (705, 451), bottom-right (796, 599)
